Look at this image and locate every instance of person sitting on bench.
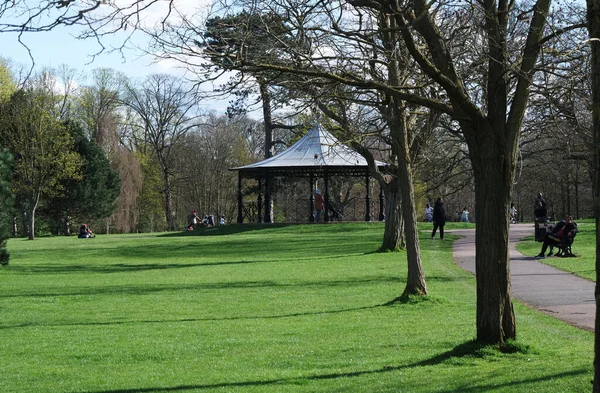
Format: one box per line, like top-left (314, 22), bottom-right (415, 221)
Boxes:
top-left (536, 215), bottom-right (578, 258)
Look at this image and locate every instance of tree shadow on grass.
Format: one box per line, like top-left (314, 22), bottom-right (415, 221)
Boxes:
top-left (160, 222), bottom-right (384, 238)
top-left (1, 302), bottom-right (390, 330)
top-left (10, 237), bottom-right (371, 266)
top-left (5, 250), bottom-right (369, 275)
top-left (1, 275), bottom-right (402, 301)
top-left (73, 344), bottom-right (588, 393)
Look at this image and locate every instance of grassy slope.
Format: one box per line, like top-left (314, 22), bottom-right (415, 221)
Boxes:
top-left (0, 223), bottom-right (593, 393)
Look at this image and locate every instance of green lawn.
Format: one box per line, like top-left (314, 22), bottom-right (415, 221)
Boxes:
top-left (0, 223), bottom-right (593, 392)
top-left (516, 220), bottom-right (596, 281)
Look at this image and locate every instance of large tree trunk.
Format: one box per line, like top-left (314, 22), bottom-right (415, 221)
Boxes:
top-left (470, 128), bottom-right (516, 344)
top-left (25, 192), bottom-right (40, 240)
top-left (259, 81), bottom-right (274, 223)
top-left (381, 15), bottom-right (427, 296)
top-left (12, 216), bottom-right (17, 237)
top-left (587, 0), bottom-right (600, 390)
top-left (163, 172), bottom-right (175, 231)
top-left (380, 178), bottom-right (403, 251)
top-left (396, 0), bottom-right (550, 344)
top-left (390, 103), bottom-right (427, 297)
top-left (395, 120), bottom-right (427, 297)
top-left (19, 205), bottom-right (29, 237)
top-left (398, 172), bottom-right (426, 296)
top-left (27, 206), bottom-right (36, 240)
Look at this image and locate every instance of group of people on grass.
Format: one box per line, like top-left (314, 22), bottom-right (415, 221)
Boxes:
top-left (186, 211), bottom-right (225, 230)
top-left (78, 211), bottom-right (227, 238)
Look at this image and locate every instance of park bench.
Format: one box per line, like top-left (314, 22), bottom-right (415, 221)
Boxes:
top-left (534, 217), bottom-right (550, 242)
top-left (546, 223), bottom-right (579, 258)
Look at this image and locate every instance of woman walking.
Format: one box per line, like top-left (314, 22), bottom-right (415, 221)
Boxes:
top-left (431, 198), bottom-right (446, 240)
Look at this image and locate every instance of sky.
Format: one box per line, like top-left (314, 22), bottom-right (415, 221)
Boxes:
top-left (0, 0), bottom-right (233, 115)
top-left (1, 28), bottom-right (172, 78)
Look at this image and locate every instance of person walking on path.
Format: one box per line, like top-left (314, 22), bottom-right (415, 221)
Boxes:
top-left (431, 197), bottom-right (446, 240)
top-left (509, 203), bottom-right (518, 223)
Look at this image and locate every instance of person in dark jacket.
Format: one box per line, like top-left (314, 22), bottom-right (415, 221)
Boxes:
top-left (431, 198), bottom-right (446, 240)
top-left (78, 223), bottom-right (94, 238)
top-left (536, 215), bottom-right (578, 257)
top-left (534, 192), bottom-right (548, 221)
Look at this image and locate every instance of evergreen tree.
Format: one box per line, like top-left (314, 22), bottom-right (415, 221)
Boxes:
top-left (42, 122), bottom-right (120, 234)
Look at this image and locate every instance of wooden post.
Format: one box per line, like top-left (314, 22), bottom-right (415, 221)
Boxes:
top-left (379, 186), bottom-right (385, 221)
top-left (365, 173), bottom-right (372, 222)
top-left (264, 171), bottom-right (272, 223)
top-left (237, 173), bottom-right (243, 223)
top-left (309, 173), bottom-right (315, 222)
top-left (257, 177), bottom-right (263, 223)
top-left (324, 171), bottom-right (330, 223)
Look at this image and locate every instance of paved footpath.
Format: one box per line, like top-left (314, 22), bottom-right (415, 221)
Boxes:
top-left (449, 223), bottom-right (595, 331)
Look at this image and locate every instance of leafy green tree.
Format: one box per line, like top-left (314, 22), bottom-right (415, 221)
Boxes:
top-left (0, 59), bottom-right (15, 261)
top-left (0, 76), bottom-right (82, 240)
top-left (0, 58), bottom-right (16, 102)
top-left (75, 68), bottom-right (124, 152)
top-left (41, 121), bottom-right (120, 234)
top-left (0, 149), bottom-right (13, 264)
top-left (135, 151), bottom-right (166, 232)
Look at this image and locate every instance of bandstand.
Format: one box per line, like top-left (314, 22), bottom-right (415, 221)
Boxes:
top-left (230, 123), bottom-right (388, 223)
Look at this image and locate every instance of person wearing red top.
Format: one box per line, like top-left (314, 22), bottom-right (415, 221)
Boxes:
top-left (314, 190), bottom-right (324, 223)
top-left (536, 215), bottom-right (578, 258)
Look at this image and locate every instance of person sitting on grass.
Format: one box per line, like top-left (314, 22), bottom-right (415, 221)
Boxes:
top-left (536, 215), bottom-right (578, 258)
top-left (187, 210), bottom-right (200, 230)
top-left (78, 223), bottom-right (95, 238)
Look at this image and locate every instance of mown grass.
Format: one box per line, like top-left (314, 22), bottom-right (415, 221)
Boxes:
top-left (0, 222), bottom-right (593, 393)
top-left (515, 220), bottom-right (596, 281)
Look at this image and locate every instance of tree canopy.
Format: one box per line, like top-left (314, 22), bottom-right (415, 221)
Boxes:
top-left (0, 75), bottom-right (82, 239)
top-left (41, 121), bottom-right (120, 234)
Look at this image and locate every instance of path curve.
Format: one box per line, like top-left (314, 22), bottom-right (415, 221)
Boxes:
top-left (449, 223), bottom-right (595, 331)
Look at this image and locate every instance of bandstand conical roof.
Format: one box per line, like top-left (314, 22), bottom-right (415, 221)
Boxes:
top-left (231, 123), bottom-right (386, 177)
